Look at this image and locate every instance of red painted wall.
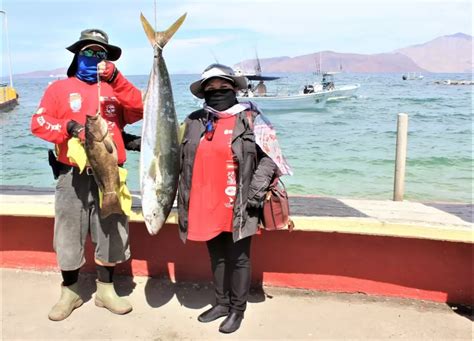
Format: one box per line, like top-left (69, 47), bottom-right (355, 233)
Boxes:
top-left (1, 215), bottom-right (472, 305)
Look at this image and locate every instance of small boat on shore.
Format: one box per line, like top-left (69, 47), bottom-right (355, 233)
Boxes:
top-left (0, 10), bottom-right (19, 112)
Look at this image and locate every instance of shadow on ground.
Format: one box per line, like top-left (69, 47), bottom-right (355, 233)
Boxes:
top-left (447, 303), bottom-right (474, 321)
top-left (75, 272), bottom-right (266, 314)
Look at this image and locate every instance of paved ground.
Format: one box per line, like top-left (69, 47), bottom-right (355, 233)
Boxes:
top-left (1, 269), bottom-right (472, 340)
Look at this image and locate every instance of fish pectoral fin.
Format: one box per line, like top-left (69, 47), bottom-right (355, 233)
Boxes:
top-left (140, 12), bottom-right (187, 49)
top-left (147, 158), bottom-right (160, 180)
top-left (103, 139), bottom-right (114, 154)
top-left (178, 122), bottom-right (186, 144)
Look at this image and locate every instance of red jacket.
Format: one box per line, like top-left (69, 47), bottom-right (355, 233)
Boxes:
top-left (31, 73), bottom-right (143, 165)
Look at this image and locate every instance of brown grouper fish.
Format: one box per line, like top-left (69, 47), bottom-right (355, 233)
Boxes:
top-left (85, 112), bottom-right (122, 218)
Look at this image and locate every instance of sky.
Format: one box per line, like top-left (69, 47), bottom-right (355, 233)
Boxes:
top-left (1, 0), bottom-right (472, 75)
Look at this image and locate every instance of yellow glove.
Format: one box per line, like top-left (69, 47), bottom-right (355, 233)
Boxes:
top-left (98, 167), bottom-right (131, 216)
top-left (66, 137), bottom-right (87, 173)
top-left (118, 167), bottom-right (132, 217)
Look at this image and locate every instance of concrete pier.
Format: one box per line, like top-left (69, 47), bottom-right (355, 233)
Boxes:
top-left (1, 185), bottom-right (473, 307)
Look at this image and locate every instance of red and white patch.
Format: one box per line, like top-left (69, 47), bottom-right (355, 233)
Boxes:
top-left (69, 93), bottom-right (82, 112)
top-left (105, 104), bottom-right (116, 117)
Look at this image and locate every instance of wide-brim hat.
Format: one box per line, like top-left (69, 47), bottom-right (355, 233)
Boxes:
top-left (66, 29), bottom-right (121, 77)
top-left (190, 63), bottom-right (248, 99)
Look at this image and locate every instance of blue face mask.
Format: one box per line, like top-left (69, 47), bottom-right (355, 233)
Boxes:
top-left (76, 55), bottom-right (101, 83)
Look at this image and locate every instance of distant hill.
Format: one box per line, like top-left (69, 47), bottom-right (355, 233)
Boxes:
top-left (235, 51), bottom-right (425, 73)
top-left (15, 67), bottom-right (67, 79)
top-left (235, 33), bottom-right (472, 73)
top-left (396, 33), bottom-right (473, 73)
top-left (14, 33), bottom-right (473, 76)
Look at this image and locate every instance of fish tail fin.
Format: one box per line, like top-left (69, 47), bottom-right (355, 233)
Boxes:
top-left (140, 12), bottom-right (187, 49)
top-left (100, 193), bottom-right (123, 218)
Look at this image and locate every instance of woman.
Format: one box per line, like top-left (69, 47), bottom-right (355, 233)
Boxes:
top-left (178, 64), bottom-right (291, 333)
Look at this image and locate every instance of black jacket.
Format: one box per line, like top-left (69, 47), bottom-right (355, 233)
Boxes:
top-left (178, 108), bottom-right (277, 242)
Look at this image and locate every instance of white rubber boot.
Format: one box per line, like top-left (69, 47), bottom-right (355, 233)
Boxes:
top-left (95, 281), bottom-right (132, 314)
top-left (48, 283), bottom-right (83, 321)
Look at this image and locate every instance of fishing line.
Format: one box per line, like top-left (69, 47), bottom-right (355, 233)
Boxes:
top-left (97, 64), bottom-right (101, 116)
top-left (153, 0), bottom-right (162, 51)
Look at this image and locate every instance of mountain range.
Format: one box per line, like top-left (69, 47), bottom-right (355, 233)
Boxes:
top-left (13, 33), bottom-right (473, 78)
top-left (234, 33), bottom-right (472, 74)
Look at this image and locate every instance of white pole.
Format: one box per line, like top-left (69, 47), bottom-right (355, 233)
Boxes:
top-left (1, 10), bottom-right (14, 88)
top-left (393, 113), bottom-right (409, 201)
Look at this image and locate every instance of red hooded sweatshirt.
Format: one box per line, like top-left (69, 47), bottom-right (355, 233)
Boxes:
top-left (31, 73), bottom-right (143, 165)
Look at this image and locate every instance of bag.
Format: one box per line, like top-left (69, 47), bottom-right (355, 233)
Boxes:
top-left (261, 177), bottom-right (294, 231)
top-left (48, 149), bottom-right (61, 180)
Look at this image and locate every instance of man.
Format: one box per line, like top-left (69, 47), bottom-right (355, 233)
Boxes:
top-left (254, 80), bottom-right (267, 96)
top-left (31, 29), bottom-right (143, 321)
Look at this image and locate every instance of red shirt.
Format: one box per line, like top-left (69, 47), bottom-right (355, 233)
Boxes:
top-left (187, 115), bottom-right (238, 241)
top-left (31, 73), bottom-right (143, 165)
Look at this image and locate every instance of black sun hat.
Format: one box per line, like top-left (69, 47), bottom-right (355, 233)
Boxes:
top-left (66, 29), bottom-right (121, 60)
top-left (66, 29), bottom-right (122, 77)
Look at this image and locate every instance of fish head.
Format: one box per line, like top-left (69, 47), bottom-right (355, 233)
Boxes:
top-left (85, 112), bottom-right (107, 142)
top-left (141, 189), bottom-right (163, 236)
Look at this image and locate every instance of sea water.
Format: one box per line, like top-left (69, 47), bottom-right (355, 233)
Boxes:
top-left (0, 73), bottom-right (471, 202)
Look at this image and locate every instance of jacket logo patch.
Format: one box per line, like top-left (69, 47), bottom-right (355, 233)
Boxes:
top-left (105, 104), bottom-right (116, 117)
top-left (69, 93), bottom-right (82, 112)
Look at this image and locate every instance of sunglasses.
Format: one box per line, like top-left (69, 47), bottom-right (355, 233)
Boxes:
top-left (80, 48), bottom-right (108, 60)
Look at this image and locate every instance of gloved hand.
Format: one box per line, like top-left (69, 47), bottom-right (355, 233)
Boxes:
top-left (125, 138), bottom-right (141, 151)
top-left (122, 131), bottom-right (141, 152)
top-left (98, 61), bottom-right (119, 83)
top-left (67, 120), bottom-right (85, 141)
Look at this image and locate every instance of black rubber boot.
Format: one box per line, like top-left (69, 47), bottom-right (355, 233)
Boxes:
top-left (219, 312), bottom-right (244, 334)
top-left (197, 305), bottom-right (229, 323)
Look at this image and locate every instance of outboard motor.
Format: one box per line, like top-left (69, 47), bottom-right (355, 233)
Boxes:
top-left (303, 84), bottom-right (314, 94)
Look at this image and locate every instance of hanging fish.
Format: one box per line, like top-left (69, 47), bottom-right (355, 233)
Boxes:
top-left (139, 12), bottom-right (186, 235)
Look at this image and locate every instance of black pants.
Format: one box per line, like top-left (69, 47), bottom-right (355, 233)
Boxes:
top-left (206, 232), bottom-right (252, 314)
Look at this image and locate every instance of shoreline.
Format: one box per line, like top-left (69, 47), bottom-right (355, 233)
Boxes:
top-left (0, 184), bottom-right (471, 205)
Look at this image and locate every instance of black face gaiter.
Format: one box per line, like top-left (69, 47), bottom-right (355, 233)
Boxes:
top-left (204, 89), bottom-right (237, 111)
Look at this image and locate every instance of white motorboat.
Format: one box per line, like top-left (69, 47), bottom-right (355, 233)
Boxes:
top-left (311, 72), bottom-right (360, 100)
top-left (238, 90), bottom-right (328, 110)
top-left (402, 72), bottom-right (424, 80)
top-left (236, 74), bottom-right (328, 110)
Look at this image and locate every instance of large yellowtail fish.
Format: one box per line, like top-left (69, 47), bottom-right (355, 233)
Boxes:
top-left (140, 13), bottom-right (186, 235)
top-left (85, 112), bottom-right (123, 218)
